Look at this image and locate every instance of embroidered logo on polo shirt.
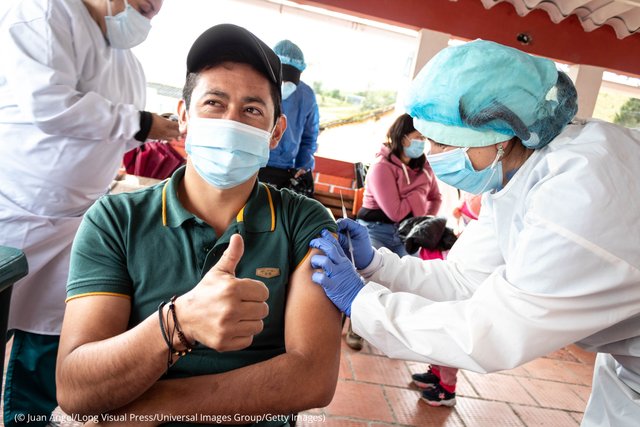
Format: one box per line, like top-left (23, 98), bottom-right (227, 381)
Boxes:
top-left (256, 268), bottom-right (280, 278)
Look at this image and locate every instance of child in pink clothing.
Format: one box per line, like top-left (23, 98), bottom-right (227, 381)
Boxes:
top-left (411, 194), bottom-right (483, 407)
top-left (413, 248), bottom-right (459, 407)
top-left (412, 365), bottom-right (458, 407)
top-left (452, 192), bottom-right (482, 230)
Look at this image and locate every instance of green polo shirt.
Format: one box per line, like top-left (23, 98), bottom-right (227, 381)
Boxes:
top-left (67, 166), bottom-right (336, 421)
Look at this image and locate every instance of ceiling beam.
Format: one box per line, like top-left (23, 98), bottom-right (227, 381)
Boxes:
top-left (295, 0), bottom-right (640, 76)
top-left (617, 0), bottom-right (640, 6)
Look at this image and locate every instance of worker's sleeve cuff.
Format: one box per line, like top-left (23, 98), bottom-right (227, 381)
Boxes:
top-left (134, 110), bottom-right (153, 142)
top-left (350, 281), bottom-right (389, 327)
top-left (359, 249), bottom-right (383, 281)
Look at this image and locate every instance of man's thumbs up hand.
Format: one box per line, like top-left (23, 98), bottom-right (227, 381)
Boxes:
top-left (212, 233), bottom-right (244, 276)
top-left (173, 234), bottom-right (270, 352)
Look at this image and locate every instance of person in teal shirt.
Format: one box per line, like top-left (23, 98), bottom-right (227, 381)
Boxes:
top-left (56, 24), bottom-right (341, 424)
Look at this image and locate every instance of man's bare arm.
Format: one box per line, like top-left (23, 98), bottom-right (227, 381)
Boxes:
top-left (56, 296), bottom-right (165, 414)
top-left (56, 235), bottom-right (269, 414)
top-left (109, 247), bottom-right (343, 417)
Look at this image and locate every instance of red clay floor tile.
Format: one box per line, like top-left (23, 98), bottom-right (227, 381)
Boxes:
top-left (566, 345), bottom-right (597, 365)
top-left (570, 411), bottom-right (584, 424)
top-left (544, 347), bottom-right (581, 363)
top-left (566, 383), bottom-right (592, 402)
top-left (521, 358), bottom-right (584, 384)
top-left (296, 416), bottom-right (368, 427)
top-left (451, 370), bottom-right (479, 399)
top-left (350, 353), bottom-right (411, 387)
top-left (324, 380), bottom-right (395, 423)
top-left (454, 397), bottom-right (525, 426)
top-left (563, 362), bottom-right (594, 387)
top-left (339, 351), bottom-right (354, 380)
top-left (518, 377), bottom-right (588, 412)
top-left (463, 371), bottom-right (537, 405)
top-left (511, 404), bottom-right (580, 426)
top-left (498, 364), bottom-right (533, 378)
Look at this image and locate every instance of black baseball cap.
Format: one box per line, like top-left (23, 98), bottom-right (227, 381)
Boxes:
top-left (186, 23), bottom-right (282, 87)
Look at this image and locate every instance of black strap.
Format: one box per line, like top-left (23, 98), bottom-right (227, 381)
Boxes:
top-left (134, 110), bottom-right (153, 142)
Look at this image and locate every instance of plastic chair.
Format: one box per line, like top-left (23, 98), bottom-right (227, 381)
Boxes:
top-left (0, 246), bottom-right (28, 384)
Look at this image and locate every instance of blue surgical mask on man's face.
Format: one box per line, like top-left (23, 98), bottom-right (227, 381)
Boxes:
top-left (426, 147), bottom-right (503, 194)
top-left (186, 118), bottom-right (272, 189)
top-left (105, 0), bottom-right (152, 49)
top-left (281, 81), bottom-right (297, 100)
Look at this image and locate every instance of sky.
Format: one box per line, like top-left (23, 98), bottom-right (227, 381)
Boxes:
top-left (133, 0), bottom-right (418, 93)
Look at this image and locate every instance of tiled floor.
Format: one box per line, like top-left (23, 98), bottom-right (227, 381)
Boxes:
top-left (1, 324), bottom-right (596, 426)
top-left (295, 323), bottom-right (596, 427)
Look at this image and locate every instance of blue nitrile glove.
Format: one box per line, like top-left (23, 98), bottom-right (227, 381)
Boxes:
top-left (336, 218), bottom-right (374, 270)
top-left (310, 229), bottom-right (365, 316)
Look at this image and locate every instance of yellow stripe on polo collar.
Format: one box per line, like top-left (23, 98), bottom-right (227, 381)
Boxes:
top-left (162, 180), bottom-right (169, 226)
top-left (236, 183), bottom-right (275, 232)
top-left (163, 175), bottom-right (275, 233)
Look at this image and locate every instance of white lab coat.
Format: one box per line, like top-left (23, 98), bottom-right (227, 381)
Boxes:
top-left (0, 0), bottom-right (146, 334)
top-left (352, 121), bottom-right (640, 426)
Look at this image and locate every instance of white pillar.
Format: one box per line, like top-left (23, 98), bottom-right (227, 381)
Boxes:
top-left (397, 29), bottom-right (451, 111)
top-left (567, 64), bottom-right (604, 119)
top-left (410, 28), bottom-right (451, 78)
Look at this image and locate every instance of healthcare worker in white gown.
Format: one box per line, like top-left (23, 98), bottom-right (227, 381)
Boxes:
top-left (0, 0), bottom-right (178, 424)
top-left (310, 40), bottom-right (640, 426)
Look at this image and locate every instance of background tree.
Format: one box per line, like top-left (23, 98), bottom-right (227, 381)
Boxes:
top-left (614, 98), bottom-right (640, 128)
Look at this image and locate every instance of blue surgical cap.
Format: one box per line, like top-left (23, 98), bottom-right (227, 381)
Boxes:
top-left (406, 40), bottom-right (578, 149)
top-left (273, 40), bottom-right (306, 72)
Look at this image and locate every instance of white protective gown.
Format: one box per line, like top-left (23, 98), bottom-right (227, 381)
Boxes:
top-left (352, 121), bottom-right (640, 426)
top-left (0, 0), bottom-right (145, 334)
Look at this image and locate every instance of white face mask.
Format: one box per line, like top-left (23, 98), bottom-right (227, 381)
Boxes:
top-left (105, 0), bottom-right (152, 49)
top-left (281, 81), bottom-right (297, 100)
top-left (186, 118), bottom-right (273, 189)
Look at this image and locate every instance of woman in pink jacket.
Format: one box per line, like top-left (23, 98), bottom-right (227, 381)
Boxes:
top-left (357, 113), bottom-right (442, 256)
top-left (346, 113), bottom-right (442, 350)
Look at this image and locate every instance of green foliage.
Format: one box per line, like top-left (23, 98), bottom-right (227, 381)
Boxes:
top-left (592, 91), bottom-right (624, 122)
top-left (613, 97), bottom-right (640, 128)
top-left (313, 84), bottom-right (397, 124)
top-left (329, 89), bottom-right (342, 99)
top-left (356, 90), bottom-right (396, 111)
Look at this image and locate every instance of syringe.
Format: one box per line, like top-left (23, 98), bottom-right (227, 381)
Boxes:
top-left (339, 191), bottom-right (356, 265)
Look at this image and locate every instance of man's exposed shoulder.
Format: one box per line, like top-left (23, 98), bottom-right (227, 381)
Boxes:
top-left (277, 186), bottom-right (324, 208)
top-left (273, 187), bottom-right (336, 229)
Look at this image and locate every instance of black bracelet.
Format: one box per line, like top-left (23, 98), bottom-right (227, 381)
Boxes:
top-left (169, 295), bottom-right (197, 351)
top-left (157, 301), bottom-right (174, 369)
top-left (157, 300), bottom-right (188, 371)
top-left (158, 301), bottom-right (170, 348)
top-left (134, 110), bottom-right (153, 142)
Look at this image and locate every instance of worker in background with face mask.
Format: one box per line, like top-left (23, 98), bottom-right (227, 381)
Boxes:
top-left (258, 39), bottom-right (319, 197)
top-left (309, 40), bottom-right (640, 425)
top-left (0, 1), bottom-right (179, 424)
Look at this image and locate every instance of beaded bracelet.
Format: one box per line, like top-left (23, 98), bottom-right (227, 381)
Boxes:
top-left (157, 300), bottom-right (190, 370)
top-left (169, 295), bottom-right (198, 351)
